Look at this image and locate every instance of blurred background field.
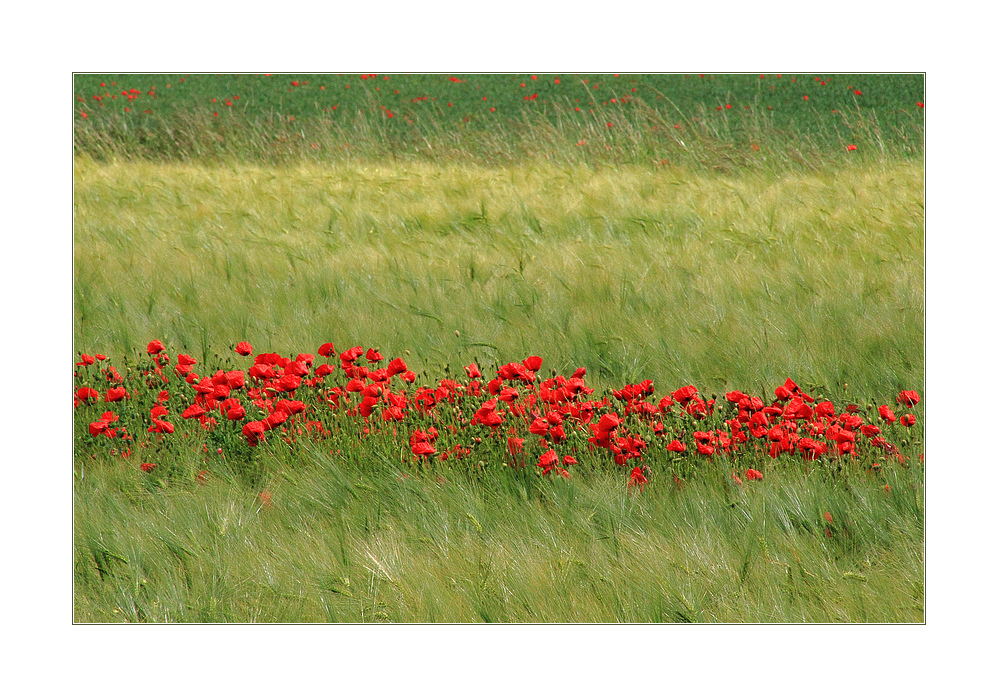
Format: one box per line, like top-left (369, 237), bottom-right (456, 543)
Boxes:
top-left (74, 73), bottom-right (923, 171)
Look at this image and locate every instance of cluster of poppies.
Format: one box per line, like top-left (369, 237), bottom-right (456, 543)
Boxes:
top-left (74, 340), bottom-right (921, 489)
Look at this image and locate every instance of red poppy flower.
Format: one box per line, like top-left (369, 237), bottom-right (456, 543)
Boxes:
top-left (182, 404), bottom-right (206, 419)
top-left (537, 449), bottom-right (559, 473)
top-left (671, 385), bottom-right (697, 403)
top-left (824, 511), bottom-right (834, 523)
top-left (498, 386), bottom-right (520, 403)
top-left (149, 418), bottom-right (174, 434)
top-left (628, 466), bottom-right (648, 490)
top-left (846, 144), bottom-right (857, 151)
top-left (76, 353), bottom-right (96, 366)
top-left (76, 387), bottom-right (100, 403)
top-left (147, 340), bottom-right (165, 355)
top-left (386, 357), bottom-right (408, 377)
top-left (860, 424), bottom-right (881, 438)
top-left (105, 386), bottom-right (128, 402)
top-left (744, 469), bottom-right (763, 481)
top-left (897, 390), bottom-right (920, 407)
top-left (235, 341), bottom-right (253, 356)
top-left (900, 414), bottom-right (916, 427)
top-left (243, 420), bottom-right (266, 445)
top-left (878, 405), bottom-right (897, 423)
top-left (666, 440), bottom-right (686, 453)
top-left (412, 442), bottom-right (436, 458)
top-left (529, 418), bottom-right (550, 436)
top-left (276, 374), bottom-right (301, 392)
top-left (140, 462), bottom-right (157, 473)
top-left (88, 421), bottom-right (109, 436)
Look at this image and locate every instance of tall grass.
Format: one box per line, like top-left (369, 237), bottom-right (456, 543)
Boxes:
top-left (75, 443), bottom-right (923, 623)
top-left (74, 95), bottom-right (921, 175)
top-left (74, 157), bottom-right (924, 398)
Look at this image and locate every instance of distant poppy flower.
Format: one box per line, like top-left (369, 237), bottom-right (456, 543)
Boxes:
top-left (846, 144), bottom-right (857, 151)
top-left (917, 101), bottom-right (924, 108)
top-left (235, 341), bottom-right (253, 356)
top-left (731, 473), bottom-right (743, 485)
top-left (140, 462), bottom-right (157, 473)
top-left (147, 340), bottom-right (165, 355)
top-left (824, 511), bottom-right (833, 523)
top-left (745, 469), bottom-right (763, 481)
top-left (900, 414), bottom-right (916, 427)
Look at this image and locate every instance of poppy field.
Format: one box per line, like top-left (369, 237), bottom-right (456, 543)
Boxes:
top-left (73, 74), bottom-right (924, 623)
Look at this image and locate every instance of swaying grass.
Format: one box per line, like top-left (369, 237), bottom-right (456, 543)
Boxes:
top-left (74, 443), bottom-right (923, 623)
top-left (73, 150), bottom-right (924, 623)
top-left (74, 156), bottom-right (924, 399)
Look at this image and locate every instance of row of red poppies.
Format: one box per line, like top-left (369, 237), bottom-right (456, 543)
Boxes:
top-left (75, 340), bottom-right (920, 488)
